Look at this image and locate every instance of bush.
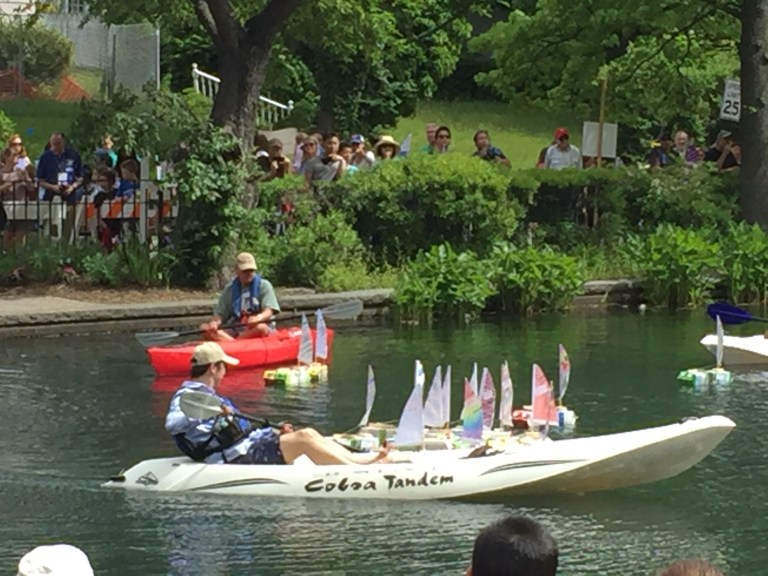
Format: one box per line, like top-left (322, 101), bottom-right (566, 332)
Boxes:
top-left (332, 154), bottom-right (522, 264)
top-left (720, 222), bottom-right (768, 304)
top-left (0, 110), bottom-right (16, 142)
top-left (0, 21), bottom-right (73, 85)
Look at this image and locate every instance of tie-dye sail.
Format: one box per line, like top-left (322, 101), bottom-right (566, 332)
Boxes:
top-left (480, 367), bottom-right (496, 430)
top-left (499, 361), bottom-right (513, 428)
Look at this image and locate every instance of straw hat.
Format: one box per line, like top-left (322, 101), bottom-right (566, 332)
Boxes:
top-left (373, 135), bottom-right (400, 156)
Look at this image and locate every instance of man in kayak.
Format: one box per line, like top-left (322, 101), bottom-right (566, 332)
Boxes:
top-left (166, 342), bottom-right (390, 465)
top-left (199, 252), bottom-right (280, 341)
top-left (467, 515), bottom-right (558, 576)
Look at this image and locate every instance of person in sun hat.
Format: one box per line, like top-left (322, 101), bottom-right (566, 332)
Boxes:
top-left (373, 135), bottom-right (401, 160)
top-left (199, 252), bottom-right (281, 341)
top-left (165, 341), bottom-right (392, 465)
top-left (17, 543), bottom-right (94, 576)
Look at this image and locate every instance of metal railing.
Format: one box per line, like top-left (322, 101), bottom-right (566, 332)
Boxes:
top-left (191, 63), bottom-right (295, 129)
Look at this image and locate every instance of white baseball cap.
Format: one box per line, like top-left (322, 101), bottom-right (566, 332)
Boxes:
top-left (17, 544), bottom-right (94, 576)
top-left (191, 342), bottom-right (240, 366)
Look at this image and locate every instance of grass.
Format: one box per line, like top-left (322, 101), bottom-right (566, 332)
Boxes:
top-left (387, 99), bottom-right (585, 169)
top-left (0, 98), bottom-right (80, 157)
top-left (70, 67), bottom-right (104, 98)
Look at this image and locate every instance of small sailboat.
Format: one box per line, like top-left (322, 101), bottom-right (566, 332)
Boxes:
top-left (512, 345), bottom-right (578, 430)
top-left (424, 366), bottom-right (445, 429)
top-left (264, 310), bottom-right (330, 386)
top-left (678, 315), bottom-right (734, 389)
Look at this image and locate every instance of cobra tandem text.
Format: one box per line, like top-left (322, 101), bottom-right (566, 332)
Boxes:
top-left (304, 473), bottom-right (455, 493)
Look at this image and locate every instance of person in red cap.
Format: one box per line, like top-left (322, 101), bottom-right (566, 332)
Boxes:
top-left (543, 127), bottom-right (582, 170)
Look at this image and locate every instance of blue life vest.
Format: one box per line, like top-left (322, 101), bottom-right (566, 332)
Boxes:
top-left (231, 274), bottom-right (262, 321)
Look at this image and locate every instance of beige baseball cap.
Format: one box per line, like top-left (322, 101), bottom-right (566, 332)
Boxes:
top-left (235, 252), bottom-right (257, 271)
top-left (191, 342), bottom-right (240, 366)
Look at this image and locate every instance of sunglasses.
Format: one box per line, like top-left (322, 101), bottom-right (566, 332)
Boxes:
top-left (11, 141), bottom-right (22, 145)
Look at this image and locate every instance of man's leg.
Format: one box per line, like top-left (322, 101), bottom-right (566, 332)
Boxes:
top-left (198, 322), bottom-right (237, 342)
top-left (279, 428), bottom-right (389, 465)
top-left (237, 322), bottom-right (270, 339)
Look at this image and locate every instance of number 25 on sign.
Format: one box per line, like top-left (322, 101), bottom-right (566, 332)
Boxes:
top-left (720, 78), bottom-right (741, 122)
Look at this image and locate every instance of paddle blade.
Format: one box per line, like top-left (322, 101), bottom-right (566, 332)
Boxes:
top-left (179, 390), bottom-right (224, 420)
top-left (321, 299), bottom-right (363, 320)
top-left (707, 302), bottom-right (752, 325)
top-left (135, 330), bottom-right (182, 347)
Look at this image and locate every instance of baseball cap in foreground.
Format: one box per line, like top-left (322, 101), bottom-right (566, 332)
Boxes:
top-left (192, 342), bottom-right (240, 366)
top-left (235, 252), bottom-right (257, 271)
top-left (17, 544), bottom-right (94, 576)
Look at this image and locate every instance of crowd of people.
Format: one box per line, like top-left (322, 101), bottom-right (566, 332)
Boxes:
top-left (13, 515), bottom-right (726, 575)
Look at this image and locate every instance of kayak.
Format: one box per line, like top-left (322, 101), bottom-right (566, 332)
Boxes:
top-left (700, 333), bottom-right (768, 366)
top-left (102, 415), bottom-right (735, 500)
top-left (146, 328), bottom-right (334, 376)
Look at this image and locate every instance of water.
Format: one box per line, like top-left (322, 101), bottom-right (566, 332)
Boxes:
top-left (0, 310), bottom-right (762, 575)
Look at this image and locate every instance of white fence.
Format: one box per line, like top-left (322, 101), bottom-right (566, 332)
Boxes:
top-left (192, 63), bottom-right (294, 129)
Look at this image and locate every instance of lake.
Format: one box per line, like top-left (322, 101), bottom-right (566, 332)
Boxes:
top-left (0, 309), bottom-right (761, 575)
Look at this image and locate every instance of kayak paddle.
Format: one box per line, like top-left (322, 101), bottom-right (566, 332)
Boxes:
top-left (706, 302), bottom-right (768, 325)
top-left (179, 390), bottom-right (367, 453)
top-left (134, 298), bottom-right (365, 347)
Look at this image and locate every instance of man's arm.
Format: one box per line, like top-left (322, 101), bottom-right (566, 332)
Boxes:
top-left (212, 284), bottom-right (233, 326)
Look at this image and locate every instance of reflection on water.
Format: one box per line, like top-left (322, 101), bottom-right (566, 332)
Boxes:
top-left (0, 313), bottom-right (764, 574)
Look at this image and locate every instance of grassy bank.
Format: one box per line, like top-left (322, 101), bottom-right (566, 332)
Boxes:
top-left (0, 99), bottom-right (79, 156)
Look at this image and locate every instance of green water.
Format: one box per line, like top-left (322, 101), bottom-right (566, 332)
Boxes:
top-left (0, 311), bottom-right (762, 575)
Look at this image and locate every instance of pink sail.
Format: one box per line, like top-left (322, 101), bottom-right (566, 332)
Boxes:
top-left (480, 367), bottom-right (496, 430)
top-left (499, 361), bottom-right (513, 428)
top-left (531, 364), bottom-right (558, 426)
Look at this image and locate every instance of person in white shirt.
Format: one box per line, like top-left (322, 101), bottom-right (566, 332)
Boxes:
top-left (544, 127), bottom-right (582, 170)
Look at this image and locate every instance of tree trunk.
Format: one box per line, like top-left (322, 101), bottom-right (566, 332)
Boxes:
top-left (211, 42), bottom-right (271, 153)
top-left (739, 0), bottom-right (768, 228)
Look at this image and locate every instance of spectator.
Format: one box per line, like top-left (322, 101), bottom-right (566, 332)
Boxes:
top-left (659, 559), bottom-right (724, 576)
top-left (115, 158), bottom-right (140, 199)
top-left (3, 133), bottom-right (30, 172)
top-left (254, 133), bottom-right (269, 168)
top-left (373, 135), bottom-right (400, 160)
top-left (261, 138), bottom-right (290, 181)
top-left (473, 130), bottom-right (510, 167)
top-left (433, 126), bottom-right (451, 153)
top-left (304, 133), bottom-right (346, 187)
top-left (349, 134), bottom-right (375, 169)
top-left (339, 141), bottom-right (359, 174)
top-left (17, 543), bottom-right (94, 576)
top-left (647, 132), bottom-right (675, 169)
top-left (418, 122), bottom-right (439, 153)
top-left (36, 132), bottom-right (83, 202)
top-left (703, 130), bottom-right (739, 172)
top-left (468, 515), bottom-right (558, 576)
top-left (292, 131), bottom-right (307, 173)
top-left (544, 127), bottom-right (582, 170)
top-left (94, 133), bottom-right (118, 168)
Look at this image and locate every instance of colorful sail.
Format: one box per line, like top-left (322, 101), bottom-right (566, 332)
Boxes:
top-left (480, 367), bottom-right (496, 430)
top-left (297, 313), bottom-right (314, 366)
top-left (558, 344), bottom-right (571, 402)
top-left (531, 363), bottom-right (558, 427)
top-left (357, 365), bottom-right (376, 428)
top-left (461, 376), bottom-right (483, 443)
top-left (314, 308), bottom-right (328, 361)
top-left (499, 361), bottom-right (513, 428)
top-left (423, 366), bottom-right (444, 428)
top-left (394, 360), bottom-right (425, 446)
top-left (716, 315), bottom-right (724, 368)
top-left (441, 365), bottom-right (452, 427)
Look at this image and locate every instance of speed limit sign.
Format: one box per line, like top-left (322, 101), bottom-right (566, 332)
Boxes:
top-left (720, 78), bottom-right (741, 122)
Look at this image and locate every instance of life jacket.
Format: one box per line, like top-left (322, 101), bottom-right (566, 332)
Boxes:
top-left (231, 274), bottom-right (262, 322)
top-left (174, 413), bottom-right (249, 462)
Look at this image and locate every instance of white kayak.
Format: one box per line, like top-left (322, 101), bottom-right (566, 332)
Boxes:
top-left (102, 415), bottom-right (735, 500)
top-left (700, 333), bottom-right (768, 366)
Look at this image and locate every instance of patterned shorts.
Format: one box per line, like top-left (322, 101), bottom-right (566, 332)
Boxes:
top-left (234, 430), bottom-right (285, 465)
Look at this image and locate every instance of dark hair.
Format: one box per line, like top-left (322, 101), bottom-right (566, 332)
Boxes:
top-left (471, 516), bottom-right (558, 576)
top-left (339, 141), bottom-right (352, 152)
top-left (190, 364), bottom-right (210, 378)
top-left (474, 130), bottom-right (490, 144)
top-left (436, 126), bottom-right (451, 139)
top-left (659, 559), bottom-right (724, 576)
top-left (324, 132), bottom-right (340, 143)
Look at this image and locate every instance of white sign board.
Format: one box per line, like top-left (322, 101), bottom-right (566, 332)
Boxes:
top-left (720, 78), bottom-right (741, 122)
top-left (581, 122), bottom-right (618, 158)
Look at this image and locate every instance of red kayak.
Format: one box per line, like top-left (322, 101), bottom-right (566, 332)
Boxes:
top-left (146, 327), bottom-right (334, 376)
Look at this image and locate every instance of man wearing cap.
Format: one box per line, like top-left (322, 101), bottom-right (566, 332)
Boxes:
top-left (704, 129), bottom-right (739, 171)
top-left (165, 342), bottom-right (391, 465)
top-left (349, 134), bottom-right (375, 170)
top-left (199, 252), bottom-right (280, 341)
top-left (544, 127), bottom-right (582, 170)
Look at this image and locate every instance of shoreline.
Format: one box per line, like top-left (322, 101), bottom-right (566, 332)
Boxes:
top-left (0, 280), bottom-right (642, 338)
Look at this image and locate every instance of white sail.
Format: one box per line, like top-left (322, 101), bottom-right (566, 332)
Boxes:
top-left (470, 362), bottom-right (478, 396)
top-left (423, 366), bottom-right (444, 428)
top-left (480, 367), bottom-right (496, 430)
top-left (357, 365), bottom-right (376, 428)
top-left (558, 344), bottom-right (571, 402)
top-left (297, 313), bottom-right (314, 366)
top-left (314, 308), bottom-right (328, 361)
top-left (441, 365), bottom-right (451, 427)
top-left (499, 361), bottom-right (513, 428)
top-left (394, 360), bottom-right (425, 446)
top-left (716, 315), bottom-right (724, 368)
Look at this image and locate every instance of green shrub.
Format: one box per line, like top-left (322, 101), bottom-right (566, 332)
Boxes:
top-left (720, 222), bottom-right (768, 304)
top-left (332, 155), bottom-right (521, 264)
top-left (487, 242), bottom-right (584, 315)
top-left (82, 252), bottom-right (122, 286)
top-left (0, 110), bottom-right (16, 142)
top-left (0, 21), bottom-right (73, 85)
